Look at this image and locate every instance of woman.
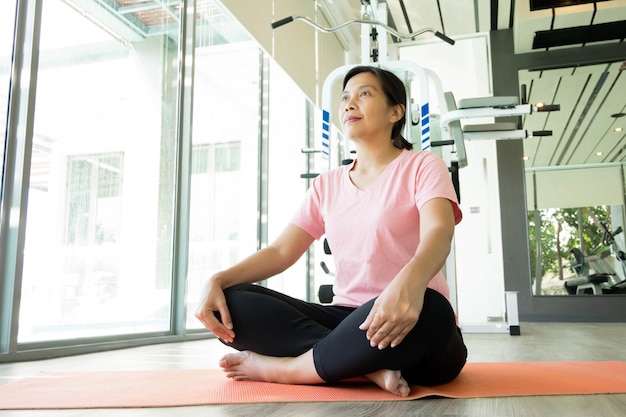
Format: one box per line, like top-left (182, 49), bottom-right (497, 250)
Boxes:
top-left (195, 65), bottom-right (467, 397)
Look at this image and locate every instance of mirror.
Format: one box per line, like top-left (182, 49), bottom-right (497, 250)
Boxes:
top-left (524, 165), bottom-right (626, 296)
top-left (527, 203), bottom-right (626, 296)
top-left (518, 62), bottom-right (626, 296)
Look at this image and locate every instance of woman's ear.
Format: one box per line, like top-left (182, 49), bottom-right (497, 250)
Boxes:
top-left (390, 104), bottom-right (405, 123)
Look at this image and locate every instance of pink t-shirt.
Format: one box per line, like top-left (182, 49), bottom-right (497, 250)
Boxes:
top-left (291, 149), bottom-right (462, 308)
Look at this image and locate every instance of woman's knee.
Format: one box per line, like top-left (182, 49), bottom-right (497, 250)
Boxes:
top-left (223, 283), bottom-right (256, 298)
top-left (418, 289), bottom-right (457, 329)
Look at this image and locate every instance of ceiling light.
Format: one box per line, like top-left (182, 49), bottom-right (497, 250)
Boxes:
top-left (595, 151), bottom-right (603, 157)
top-left (615, 127), bottom-right (624, 133)
top-left (536, 102), bottom-right (544, 108)
top-left (522, 156), bottom-right (529, 161)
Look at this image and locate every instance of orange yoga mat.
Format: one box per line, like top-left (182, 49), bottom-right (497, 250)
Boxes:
top-left (1, 361), bottom-right (626, 409)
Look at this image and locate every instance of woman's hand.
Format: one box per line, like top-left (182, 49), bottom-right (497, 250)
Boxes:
top-left (193, 225), bottom-right (314, 344)
top-left (359, 279), bottom-right (425, 350)
top-left (194, 277), bottom-right (235, 343)
top-left (360, 198), bottom-right (456, 349)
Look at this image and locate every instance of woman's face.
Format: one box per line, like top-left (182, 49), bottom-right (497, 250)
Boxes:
top-left (339, 72), bottom-right (402, 141)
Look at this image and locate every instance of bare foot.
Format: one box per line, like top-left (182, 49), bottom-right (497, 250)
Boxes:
top-left (366, 369), bottom-right (411, 397)
top-left (220, 351), bottom-right (410, 397)
top-left (219, 350), bottom-right (323, 385)
top-left (220, 351), bottom-right (279, 382)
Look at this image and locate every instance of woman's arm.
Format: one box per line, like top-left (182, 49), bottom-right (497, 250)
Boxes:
top-left (360, 197), bottom-right (456, 349)
top-left (195, 224), bottom-right (314, 341)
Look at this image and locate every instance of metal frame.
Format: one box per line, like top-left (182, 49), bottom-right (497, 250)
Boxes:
top-left (1, 0), bottom-right (42, 357)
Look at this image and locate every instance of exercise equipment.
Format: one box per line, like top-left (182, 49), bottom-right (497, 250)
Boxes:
top-left (270, 16), bottom-right (454, 45)
top-left (564, 221), bottom-right (626, 295)
top-left (273, 0), bottom-right (455, 176)
top-left (439, 92), bottom-right (558, 170)
top-left (318, 239), bottom-right (335, 303)
top-left (601, 221), bottom-right (626, 274)
top-left (564, 247), bottom-right (613, 295)
top-left (274, 1), bottom-right (457, 309)
top-left (272, 0), bottom-right (561, 334)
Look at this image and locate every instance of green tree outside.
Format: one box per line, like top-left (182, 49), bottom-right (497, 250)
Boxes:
top-left (528, 205), bottom-right (610, 295)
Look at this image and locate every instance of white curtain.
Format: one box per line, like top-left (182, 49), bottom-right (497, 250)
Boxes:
top-left (526, 165), bottom-right (624, 210)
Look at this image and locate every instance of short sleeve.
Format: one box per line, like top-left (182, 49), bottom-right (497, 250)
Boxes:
top-left (414, 152), bottom-right (463, 224)
top-left (289, 178), bottom-right (326, 240)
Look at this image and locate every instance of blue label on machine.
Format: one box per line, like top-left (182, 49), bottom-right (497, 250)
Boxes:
top-left (321, 110), bottom-right (330, 158)
top-left (421, 103), bottom-right (430, 150)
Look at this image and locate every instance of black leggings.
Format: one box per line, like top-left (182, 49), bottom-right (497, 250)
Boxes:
top-left (220, 284), bottom-right (467, 386)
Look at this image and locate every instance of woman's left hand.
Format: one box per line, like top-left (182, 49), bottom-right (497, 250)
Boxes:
top-left (359, 198), bottom-right (455, 349)
top-left (359, 280), bottom-right (425, 350)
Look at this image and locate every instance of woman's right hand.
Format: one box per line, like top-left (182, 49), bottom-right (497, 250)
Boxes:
top-left (194, 276), bottom-right (235, 343)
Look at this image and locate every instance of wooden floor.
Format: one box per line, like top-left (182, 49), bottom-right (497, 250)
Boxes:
top-left (1, 322), bottom-right (625, 416)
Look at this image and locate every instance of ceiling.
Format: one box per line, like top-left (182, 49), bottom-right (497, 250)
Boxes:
top-left (70, 0), bottom-right (626, 169)
top-left (321, 0), bottom-right (626, 169)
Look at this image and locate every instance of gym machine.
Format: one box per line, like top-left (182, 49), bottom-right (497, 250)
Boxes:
top-left (272, 0), bottom-right (560, 335)
top-left (565, 221), bottom-right (626, 295)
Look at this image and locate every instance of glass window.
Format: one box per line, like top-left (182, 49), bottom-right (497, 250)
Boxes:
top-left (17, 0), bottom-right (180, 342)
top-left (184, 31), bottom-right (260, 328)
top-left (214, 142), bottom-right (241, 172)
top-left (184, 10), bottom-right (312, 329)
top-left (8, 0), bottom-right (316, 344)
top-left (66, 153), bottom-right (123, 245)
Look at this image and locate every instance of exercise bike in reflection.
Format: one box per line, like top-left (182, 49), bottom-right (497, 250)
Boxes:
top-left (564, 221), bottom-right (626, 295)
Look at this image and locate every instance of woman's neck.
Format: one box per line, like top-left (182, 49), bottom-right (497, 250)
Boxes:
top-left (352, 145), bottom-right (403, 173)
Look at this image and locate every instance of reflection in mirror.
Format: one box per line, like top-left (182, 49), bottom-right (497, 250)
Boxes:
top-left (528, 205), bottom-right (626, 295)
top-left (526, 166), bottom-right (626, 296)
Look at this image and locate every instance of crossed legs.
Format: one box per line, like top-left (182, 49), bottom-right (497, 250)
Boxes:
top-left (217, 284), bottom-right (466, 396)
top-left (219, 349), bottom-right (411, 397)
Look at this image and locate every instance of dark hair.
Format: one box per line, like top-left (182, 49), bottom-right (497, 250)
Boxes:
top-left (342, 65), bottom-right (412, 150)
